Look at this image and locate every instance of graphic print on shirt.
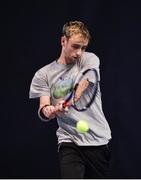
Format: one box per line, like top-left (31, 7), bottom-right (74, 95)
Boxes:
top-left (51, 66), bottom-right (80, 105)
top-left (53, 77), bottom-right (74, 99)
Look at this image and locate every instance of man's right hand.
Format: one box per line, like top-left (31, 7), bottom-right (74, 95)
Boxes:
top-left (42, 105), bottom-right (56, 119)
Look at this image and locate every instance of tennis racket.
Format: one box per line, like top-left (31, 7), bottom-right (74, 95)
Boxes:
top-left (62, 68), bottom-right (99, 111)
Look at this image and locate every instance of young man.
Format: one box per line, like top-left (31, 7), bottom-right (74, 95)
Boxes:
top-left (29, 21), bottom-right (112, 178)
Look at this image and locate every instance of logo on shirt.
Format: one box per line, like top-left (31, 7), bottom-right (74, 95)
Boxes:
top-left (53, 78), bottom-right (73, 99)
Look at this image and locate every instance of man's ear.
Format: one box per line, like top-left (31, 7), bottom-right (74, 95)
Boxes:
top-left (61, 36), bottom-right (67, 46)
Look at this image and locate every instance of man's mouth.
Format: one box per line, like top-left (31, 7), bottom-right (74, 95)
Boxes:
top-left (73, 56), bottom-right (80, 59)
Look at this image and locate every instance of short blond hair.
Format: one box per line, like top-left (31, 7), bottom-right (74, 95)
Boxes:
top-left (62, 21), bottom-right (90, 41)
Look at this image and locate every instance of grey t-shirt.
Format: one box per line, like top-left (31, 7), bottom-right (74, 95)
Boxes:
top-left (29, 52), bottom-right (112, 146)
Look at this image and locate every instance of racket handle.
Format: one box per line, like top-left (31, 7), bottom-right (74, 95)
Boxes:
top-left (62, 101), bottom-right (69, 109)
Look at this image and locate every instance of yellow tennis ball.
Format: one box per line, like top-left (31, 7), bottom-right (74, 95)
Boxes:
top-left (76, 120), bottom-right (89, 133)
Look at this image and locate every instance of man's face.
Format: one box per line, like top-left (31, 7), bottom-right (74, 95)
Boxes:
top-left (62, 34), bottom-right (89, 64)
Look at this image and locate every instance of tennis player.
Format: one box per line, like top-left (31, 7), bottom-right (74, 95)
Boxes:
top-left (29, 20), bottom-right (112, 178)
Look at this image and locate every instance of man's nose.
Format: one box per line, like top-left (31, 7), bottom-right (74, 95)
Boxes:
top-left (76, 49), bottom-right (82, 56)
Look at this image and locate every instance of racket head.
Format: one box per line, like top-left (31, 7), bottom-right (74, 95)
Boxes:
top-left (72, 68), bottom-right (99, 111)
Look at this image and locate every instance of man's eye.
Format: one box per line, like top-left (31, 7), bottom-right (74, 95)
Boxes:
top-left (72, 45), bottom-right (87, 50)
top-left (82, 47), bottom-right (87, 51)
top-left (72, 45), bottom-right (80, 49)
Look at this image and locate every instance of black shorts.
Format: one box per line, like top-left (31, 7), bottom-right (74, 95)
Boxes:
top-left (58, 142), bottom-right (111, 179)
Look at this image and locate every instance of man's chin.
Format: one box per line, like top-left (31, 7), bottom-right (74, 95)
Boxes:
top-left (71, 59), bottom-right (79, 63)
top-left (67, 57), bottom-right (80, 64)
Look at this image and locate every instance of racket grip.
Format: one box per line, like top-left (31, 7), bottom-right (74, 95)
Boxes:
top-left (62, 101), bottom-right (69, 109)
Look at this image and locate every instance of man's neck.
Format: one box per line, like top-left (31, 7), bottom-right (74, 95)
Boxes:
top-left (57, 58), bottom-right (66, 65)
top-left (57, 53), bottom-right (67, 64)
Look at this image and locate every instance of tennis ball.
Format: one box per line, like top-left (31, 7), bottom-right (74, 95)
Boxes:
top-left (76, 120), bottom-right (89, 133)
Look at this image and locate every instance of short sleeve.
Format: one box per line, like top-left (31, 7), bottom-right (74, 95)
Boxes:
top-left (29, 69), bottom-right (50, 99)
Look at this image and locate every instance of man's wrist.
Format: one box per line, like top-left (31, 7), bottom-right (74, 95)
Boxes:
top-left (39, 104), bottom-right (50, 120)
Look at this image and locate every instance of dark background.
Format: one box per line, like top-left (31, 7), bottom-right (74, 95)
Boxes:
top-left (0, 0), bottom-right (141, 178)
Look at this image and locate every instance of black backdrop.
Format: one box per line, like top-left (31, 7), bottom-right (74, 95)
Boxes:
top-left (0, 0), bottom-right (141, 178)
